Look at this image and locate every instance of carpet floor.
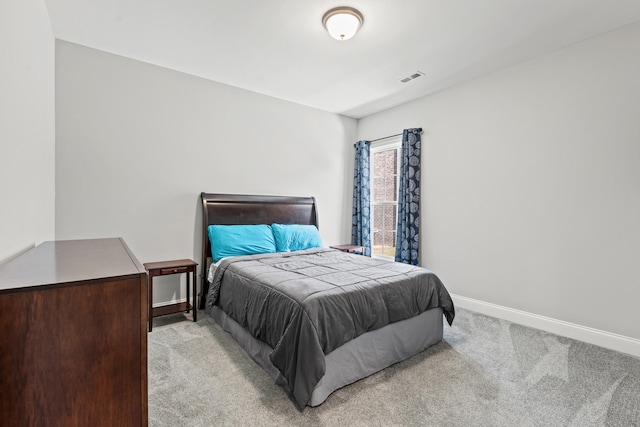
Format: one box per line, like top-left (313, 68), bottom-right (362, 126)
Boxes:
top-left (148, 308), bottom-right (639, 426)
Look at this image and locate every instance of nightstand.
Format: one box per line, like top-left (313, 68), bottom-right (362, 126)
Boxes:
top-left (330, 244), bottom-right (364, 255)
top-left (144, 259), bottom-right (197, 332)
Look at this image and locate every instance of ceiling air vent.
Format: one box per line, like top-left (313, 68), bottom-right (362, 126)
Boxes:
top-left (400, 71), bottom-right (425, 83)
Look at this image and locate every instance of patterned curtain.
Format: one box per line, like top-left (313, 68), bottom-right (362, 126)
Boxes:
top-left (395, 128), bottom-right (421, 265)
top-left (351, 140), bottom-right (372, 256)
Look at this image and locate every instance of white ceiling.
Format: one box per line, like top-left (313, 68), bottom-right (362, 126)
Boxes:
top-left (45, 0), bottom-right (640, 119)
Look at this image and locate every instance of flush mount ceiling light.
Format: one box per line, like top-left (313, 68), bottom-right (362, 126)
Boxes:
top-left (322, 6), bottom-right (364, 41)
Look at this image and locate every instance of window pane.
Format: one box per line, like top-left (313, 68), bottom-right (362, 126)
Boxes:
top-left (383, 205), bottom-right (396, 230)
top-left (373, 178), bottom-right (385, 202)
top-left (373, 152), bottom-right (385, 178)
top-left (373, 230), bottom-right (383, 246)
top-left (372, 230), bottom-right (383, 257)
top-left (370, 145), bottom-right (400, 259)
top-left (384, 201), bottom-right (396, 257)
top-left (385, 150), bottom-right (396, 174)
top-left (372, 206), bottom-right (383, 231)
top-left (385, 177), bottom-right (397, 202)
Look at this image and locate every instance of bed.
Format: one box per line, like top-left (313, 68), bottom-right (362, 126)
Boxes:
top-left (199, 192), bottom-right (455, 409)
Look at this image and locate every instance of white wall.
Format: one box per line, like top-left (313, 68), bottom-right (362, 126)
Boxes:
top-left (55, 41), bottom-right (357, 306)
top-left (0, 0), bottom-right (56, 264)
top-left (358, 22), bottom-right (640, 342)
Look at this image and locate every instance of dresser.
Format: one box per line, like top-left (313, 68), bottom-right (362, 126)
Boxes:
top-left (0, 238), bottom-right (148, 426)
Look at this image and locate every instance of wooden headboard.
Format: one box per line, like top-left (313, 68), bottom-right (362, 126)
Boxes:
top-left (199, 192), bottom-right (319, 308)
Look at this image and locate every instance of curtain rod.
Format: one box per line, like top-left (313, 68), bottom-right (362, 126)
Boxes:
top-left (354, 128), bottom-right (423, 146)
top-left (370, 133), bottom-right (402, 143)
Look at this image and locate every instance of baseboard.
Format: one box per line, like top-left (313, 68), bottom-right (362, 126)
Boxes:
top-left (451, 294), bottom-right (640, 358)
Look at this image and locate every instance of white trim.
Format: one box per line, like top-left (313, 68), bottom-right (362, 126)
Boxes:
top-left (451, 294), bottom-right (640, 358)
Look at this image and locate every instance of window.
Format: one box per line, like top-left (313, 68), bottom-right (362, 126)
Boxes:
top-left (371, 142), bottom-right (401, 259)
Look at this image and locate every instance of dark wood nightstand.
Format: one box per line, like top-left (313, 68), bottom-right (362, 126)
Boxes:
top-left (144, 259), bottom-right (197, 332)
top-left (330, 244), bottom-right (364, 255)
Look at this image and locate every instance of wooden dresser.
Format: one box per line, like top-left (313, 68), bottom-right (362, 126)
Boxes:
top-left (0, 238), bottom-right (148, 426)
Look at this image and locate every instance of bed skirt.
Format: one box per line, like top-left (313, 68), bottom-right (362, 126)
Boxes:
top-left (211, 306), bottom-right (444, 407)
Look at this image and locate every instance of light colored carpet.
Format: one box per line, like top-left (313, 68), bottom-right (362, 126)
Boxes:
top-left (148, 308), bottom-right (639, 426)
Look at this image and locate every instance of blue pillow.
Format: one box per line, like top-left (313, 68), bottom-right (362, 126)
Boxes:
top-left (208, 224), bottom-right (276, 262)
top-left (271, 224), bottom-right (323, 252)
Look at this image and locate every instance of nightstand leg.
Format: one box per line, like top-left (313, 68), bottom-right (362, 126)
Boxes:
top-left (192, 271), bottom-right (197, 322)
top-left (148, 274), bottom-right (153, 332)
top-left (186, 272), bottom-right (191, 314)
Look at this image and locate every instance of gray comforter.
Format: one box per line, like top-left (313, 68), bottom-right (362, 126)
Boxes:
top-left (205, 248), bottom-right (455, 408)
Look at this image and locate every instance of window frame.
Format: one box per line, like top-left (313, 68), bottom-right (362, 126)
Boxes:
top-left (369, 137), bottom-right (401, 261)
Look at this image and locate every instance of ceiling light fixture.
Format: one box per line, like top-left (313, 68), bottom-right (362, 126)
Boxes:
top-left (322, 7), bottom-right (364, 41)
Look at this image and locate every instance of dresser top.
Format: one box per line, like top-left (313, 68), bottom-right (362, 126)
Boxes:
top-left (0, 238), bottom-right (145, 293)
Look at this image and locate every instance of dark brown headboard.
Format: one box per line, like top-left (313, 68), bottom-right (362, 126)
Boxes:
top-left (199, 192), bottom-right (319, 308)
